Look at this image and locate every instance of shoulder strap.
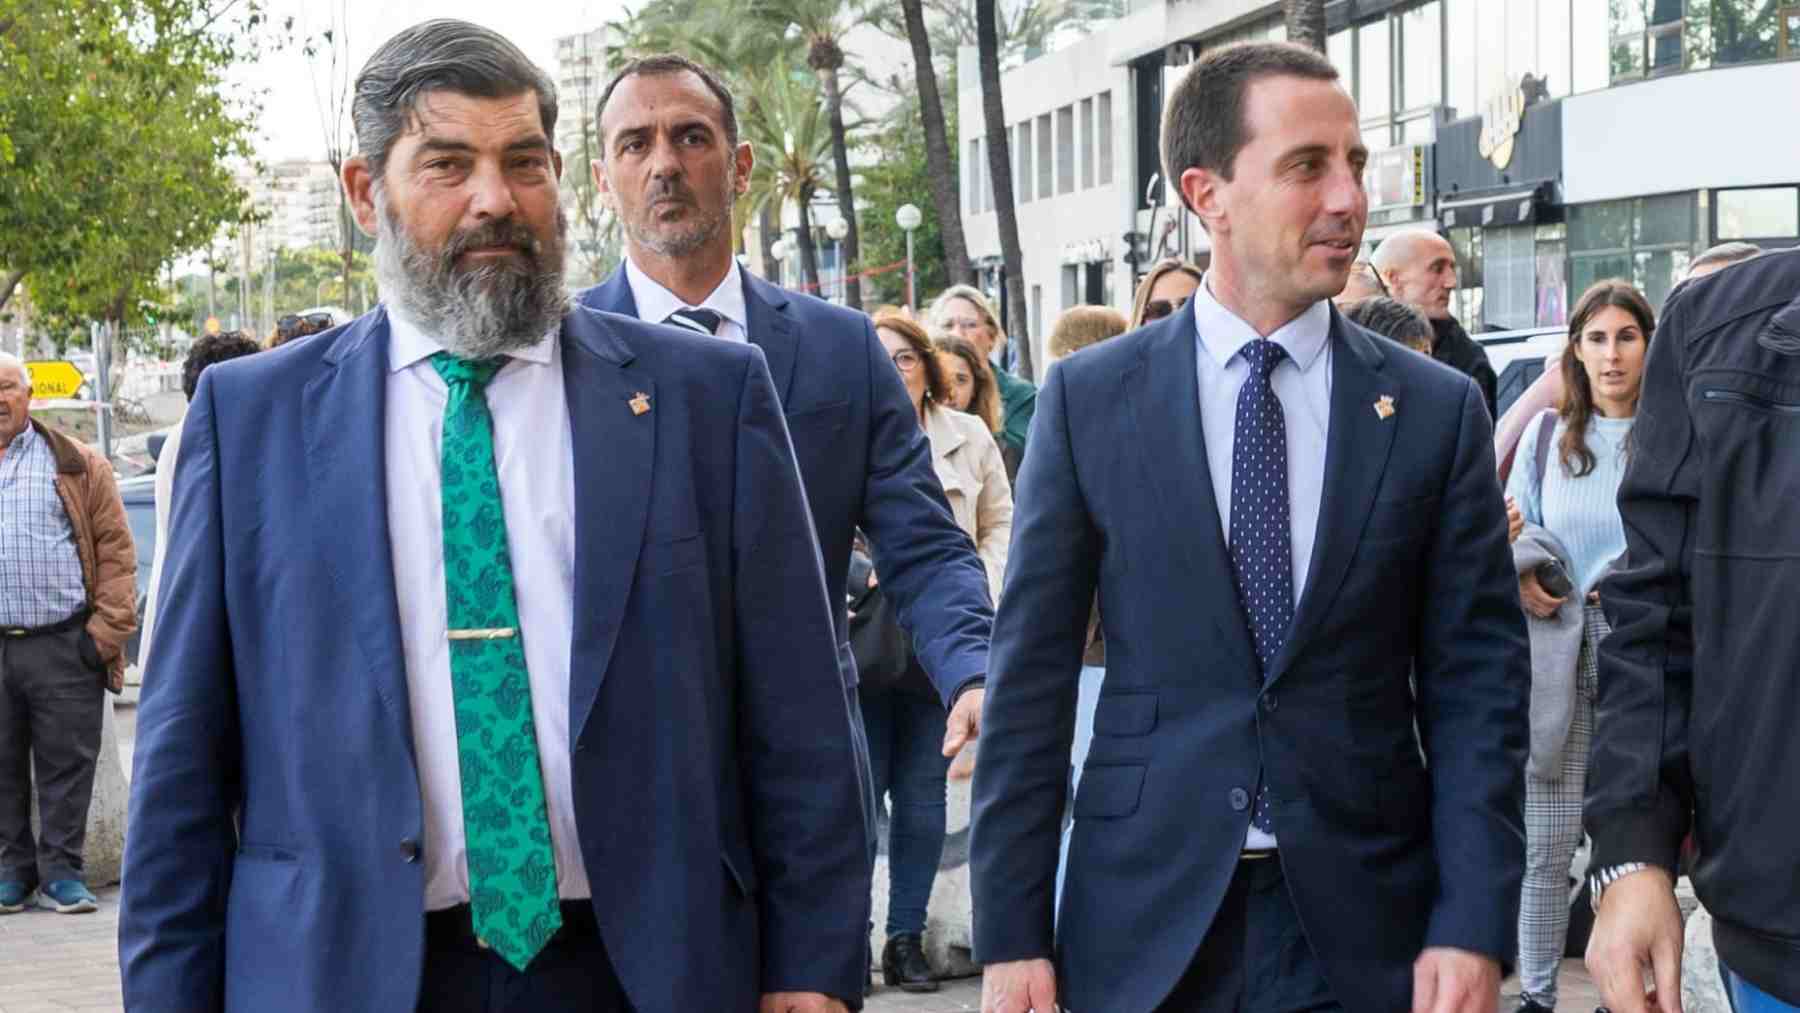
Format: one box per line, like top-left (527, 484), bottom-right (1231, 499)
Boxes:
top-left (1533, 409), bottom-right (1558, 487)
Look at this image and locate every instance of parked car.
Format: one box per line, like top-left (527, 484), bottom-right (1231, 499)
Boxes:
top-left (117, 474), bottom-right (156, 667)
top-left (1474, 325), bottom-right (1564, 418)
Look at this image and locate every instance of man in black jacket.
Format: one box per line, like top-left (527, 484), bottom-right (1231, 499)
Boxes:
top-left (1585, 247), bottom-right (1800, 1011)
top-left (1373, 229), bottom-right (1497, 415)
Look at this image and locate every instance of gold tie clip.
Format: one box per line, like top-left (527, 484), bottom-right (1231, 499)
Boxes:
top-left (446, 628), bottom-right (517, 641)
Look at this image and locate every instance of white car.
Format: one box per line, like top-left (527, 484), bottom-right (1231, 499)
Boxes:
top-left (1474, 325), bottom-right (1565, 417)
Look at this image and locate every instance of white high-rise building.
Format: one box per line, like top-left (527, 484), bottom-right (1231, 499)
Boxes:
top-left (555, 27), bottom-right (610, 167)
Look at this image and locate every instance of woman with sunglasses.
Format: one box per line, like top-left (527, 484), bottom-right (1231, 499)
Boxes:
top-left (860, 311), bottom-right (1013, 992)
top-left (1128, 257), bottom-right (1203, 328)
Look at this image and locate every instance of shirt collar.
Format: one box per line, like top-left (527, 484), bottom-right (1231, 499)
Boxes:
top-left (384, 303), bottom-right (557, 374)
top-left (1191, 272), bottom-right (1332, 373)
top-left (624, 256), bottom-right (747, 333)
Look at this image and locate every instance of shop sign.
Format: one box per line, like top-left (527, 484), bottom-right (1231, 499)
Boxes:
top-left (1478, 77), bottom-right (1531, 171)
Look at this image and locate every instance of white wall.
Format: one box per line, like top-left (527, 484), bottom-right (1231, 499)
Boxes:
top-left (957, 31), bottom-right (1135, 363)
top-left (1562, 60), bottom-right (1800, 205)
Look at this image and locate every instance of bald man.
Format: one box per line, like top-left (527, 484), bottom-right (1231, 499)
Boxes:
top-left (1373, 230), bottom-right (1496, 416)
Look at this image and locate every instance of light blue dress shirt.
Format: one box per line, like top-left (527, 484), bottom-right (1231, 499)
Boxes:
top-left (0, 424), bottom-right (88, 627)
top-left (1191, 275), bottom-right (1334, 849)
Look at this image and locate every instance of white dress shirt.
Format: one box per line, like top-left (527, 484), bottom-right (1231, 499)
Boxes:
top-left (382, 306), bottom-right (589, 910)
top-left (1191, 275), bottom-right (1333, 850)
top-left (624, 256), bottom-right (749, 342)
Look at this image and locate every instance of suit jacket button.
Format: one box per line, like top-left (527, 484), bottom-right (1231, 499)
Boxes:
top-left (399, 838), bottom-right (420, 863)
top-left (1229, 788), bottom-right (1250, 811)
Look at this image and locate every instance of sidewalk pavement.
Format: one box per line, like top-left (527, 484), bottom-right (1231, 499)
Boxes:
top-left (0, 882), bottom-right (1600, 1013)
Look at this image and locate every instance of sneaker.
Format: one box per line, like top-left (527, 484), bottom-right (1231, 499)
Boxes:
top-left (0, 881), bottom-right (30, 914)
top-left (38, 880), bottom-right (97, 914)
top-left (1516, 1000), bottom-right (1555, 1013)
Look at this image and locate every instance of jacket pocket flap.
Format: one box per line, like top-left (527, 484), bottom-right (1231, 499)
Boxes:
top-left (1092, 692), bottom-right (1158, 737)
top-left (1073, 763), bottom-right (1146, 819)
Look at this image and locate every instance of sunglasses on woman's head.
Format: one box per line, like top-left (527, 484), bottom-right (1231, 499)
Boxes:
top-left (1141, 295), bottom-right (1190, 323)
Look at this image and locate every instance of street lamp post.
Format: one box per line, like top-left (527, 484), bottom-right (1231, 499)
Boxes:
top-left (895, 203), bottom-right (922, 311)
top-left (825, 217), bottom-right (849, 304)
top-left (769, 237), bottom-right (791, 288)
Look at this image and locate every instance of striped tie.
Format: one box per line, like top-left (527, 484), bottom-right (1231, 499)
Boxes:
top-left (665, 308), bottom-right (722, 336)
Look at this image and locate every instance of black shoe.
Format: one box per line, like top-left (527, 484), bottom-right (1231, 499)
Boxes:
top-left (880, 933), bottom-right (939, 993)
top-left (1516, 1000), bottom-right (1555, 1013)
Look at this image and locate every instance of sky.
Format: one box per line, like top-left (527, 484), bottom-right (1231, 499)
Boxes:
top-left (230, 0), bottom-right (631, 165)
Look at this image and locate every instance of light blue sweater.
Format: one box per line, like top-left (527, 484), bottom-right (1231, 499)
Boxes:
top-left (1506, 411), bottom-right (1635, 597)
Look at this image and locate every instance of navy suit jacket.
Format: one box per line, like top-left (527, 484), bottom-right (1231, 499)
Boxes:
top-left (118, 307), bottom-right (870, 1012)
top-left (969, 303), bottom-right (1529, 1013)
top-left (580, 268), bottom-right (992, 704)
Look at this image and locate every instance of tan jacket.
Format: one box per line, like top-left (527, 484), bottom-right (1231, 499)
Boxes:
top-left (923, 406), bottom-right (1012, 605)
top-left (33, 419), bottom-right (138, 693)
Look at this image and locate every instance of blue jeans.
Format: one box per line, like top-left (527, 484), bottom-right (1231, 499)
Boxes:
top-left (1730, 967), bottom-right (1800, 1013)
top-left (862, 686), bottom-right (948, 937)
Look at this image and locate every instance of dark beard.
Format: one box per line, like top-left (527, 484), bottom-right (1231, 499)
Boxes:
top-left (619, 172), bottom-right (735, 259)
top-left (373, 193), bottom-right (569, 360)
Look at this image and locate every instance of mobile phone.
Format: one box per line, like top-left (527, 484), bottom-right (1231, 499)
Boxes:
top-left (1535, 559), bottom-right (1574, 599)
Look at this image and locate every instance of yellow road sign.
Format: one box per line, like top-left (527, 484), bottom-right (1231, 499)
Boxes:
top-left (26, 360), bottom-right (85, 400)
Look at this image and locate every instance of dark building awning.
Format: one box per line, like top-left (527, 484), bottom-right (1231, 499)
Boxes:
top-left (1438, 182), bottom-right (1558, 230)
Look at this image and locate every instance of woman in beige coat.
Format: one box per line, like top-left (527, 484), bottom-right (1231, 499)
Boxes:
top-left (861, 311), bottom-right (1012, 991)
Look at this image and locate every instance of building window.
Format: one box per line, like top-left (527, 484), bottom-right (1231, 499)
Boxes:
top-left (1098, 91), bottom-right (1114, 185)
top-left (1329, 28), bottom-right (1355, 98)
top-left (1061, 264), bottom-right (1079, 311)
top-left (1017, 121), bottom-right (1033, 204)
top-left (1483, 225), bottom-right (1537, 331)
top-left (1080, 98), bottom-right (1095, 189)
top-left (1358, 19), bottom-right (1393, 130)
top-left (1716, 186), bottom-right (1800, 240)
top-left (1057, 105), bottom-right (1075, 195)
top-left (1538, 0), bottom-right (1572, 97)
top-left (1037, 112), bottom-right (1054, 201)
top-left (982, 138), bottom-right (994, 212)
top-left (1573, 0), bottom-right (1611, 93)
top-left (1400, 1), bottom-right (1443, 112)
top-left (1569, 192), bottom-right (1698, 311)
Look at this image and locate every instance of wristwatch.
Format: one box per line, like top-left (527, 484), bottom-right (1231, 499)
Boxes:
top-left (1588, 862), bottom-right (1651, 912)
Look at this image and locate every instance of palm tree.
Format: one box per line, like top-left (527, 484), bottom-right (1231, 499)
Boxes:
top-left (753, 0), bottom-right (870, 309)
top-left (899, 0), bottom-right (972, 286)
top-left (1284, 0), bottom-right (1327, 52)
top-left (975, 0), bottom-right (1033, 380)
top-left (741, 58), bottom-right (835, 295)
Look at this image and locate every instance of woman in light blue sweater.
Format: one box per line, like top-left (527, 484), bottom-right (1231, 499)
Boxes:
top-left (1504, 279), bottom-right (1654, 1013)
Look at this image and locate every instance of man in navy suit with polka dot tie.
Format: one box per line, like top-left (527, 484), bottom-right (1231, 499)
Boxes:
top-left (970, 42), bottom-right (1529, 1013)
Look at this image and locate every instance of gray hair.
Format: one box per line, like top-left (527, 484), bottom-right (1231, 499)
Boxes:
top-left (353, 19), bottom-right (558, 180)
top-left (1687, 241), bottom-right (1762, 279)
top-left (0, 351), bottom-right (29, 391)
top-left (1161, 41), bottom-right (1340, 211)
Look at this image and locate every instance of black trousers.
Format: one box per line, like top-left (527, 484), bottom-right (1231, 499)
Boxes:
top-left (0, 623), bottom-right (104, 886)
top-left (1155, 858), bottom-right (1345, 1013)
top-left (416, 906), bottom-right (634, 1013)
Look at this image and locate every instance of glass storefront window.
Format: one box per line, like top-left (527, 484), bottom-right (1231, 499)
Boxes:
top-left (1402, 2), bottom-right (1443, 110)
top-left (1717, 186), bottom-right (1800, 239)
top-left (1636, 191), bottom-right (1696, 246)
top-left (1446, 0), bottom-right (1478, 115)
top-left (1570, 193), bottom-right (1698, 313)
top-left (1574, 0), bottom-right (1611, 92)
top-left (1570, 201), bottom-right (1632, 251)
top-left (1539, 0), bottom-right (1573, 96)
top-left (1359, 19), bottom-right (1392, 123)
top-left (1570, 254), bottom-right (1633, 302)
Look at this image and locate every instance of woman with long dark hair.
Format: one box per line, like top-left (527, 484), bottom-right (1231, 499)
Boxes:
top-left (1503, 279), bottom-right (1654, 1013)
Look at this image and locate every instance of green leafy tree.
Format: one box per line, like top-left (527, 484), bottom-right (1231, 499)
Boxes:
top-left (740, 58), bottom-right (836, 295)
top-left (858, 96), bottom-right (951, 309)
top-left (0, 0), bottom-right (266, 352)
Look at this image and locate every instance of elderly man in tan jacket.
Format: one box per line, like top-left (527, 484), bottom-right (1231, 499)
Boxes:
top-left (0, 352), bottom-right (137, 916)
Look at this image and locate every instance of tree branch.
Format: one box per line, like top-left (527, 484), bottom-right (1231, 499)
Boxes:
top-left (0, 270), bottom-right (24, 311)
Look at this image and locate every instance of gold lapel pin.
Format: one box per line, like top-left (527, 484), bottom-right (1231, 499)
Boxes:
top-left (629, 391), bottom-right (651, 416)
top-left (1374, 395), bottom-right (1396, 420)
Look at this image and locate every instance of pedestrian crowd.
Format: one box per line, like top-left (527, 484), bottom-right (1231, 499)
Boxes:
top-left (1, 19), bottom-right (1796, 1013)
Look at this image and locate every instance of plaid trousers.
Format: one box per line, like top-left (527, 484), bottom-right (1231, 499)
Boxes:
top-left (1517, 600), bottom-right (1607, 1006)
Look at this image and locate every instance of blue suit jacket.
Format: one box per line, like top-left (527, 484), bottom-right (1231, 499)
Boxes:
top-left (969, 304), bottom-right (1529, 1013)
top-left (118, 307), bottom-right (870, 1012)
top-left (580, 268), bottom-right (992, 704)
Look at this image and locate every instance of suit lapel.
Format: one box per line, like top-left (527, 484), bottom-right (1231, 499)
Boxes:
top-left (301, 310), bottom-right (413, 747)
top-left (1269, 312), bottom-right (1401, 684)
top-left (561, 307), bottom-right (657, 745)
top-left (1125, 305), bottom-right (1258, 676)
top-left (741, 272), bottom-right (800, 404)
top-left (582, 267), bottom-right (639, 318)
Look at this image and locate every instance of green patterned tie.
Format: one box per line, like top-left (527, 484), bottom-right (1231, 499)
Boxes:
top-left (429, 352), bottom-right (561, 972)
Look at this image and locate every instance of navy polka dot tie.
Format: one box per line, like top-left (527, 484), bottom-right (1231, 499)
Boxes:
top-left (664, 308), bottom-right (723, 336)
top-left (1228, 339), bottom-right (1292, 835)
